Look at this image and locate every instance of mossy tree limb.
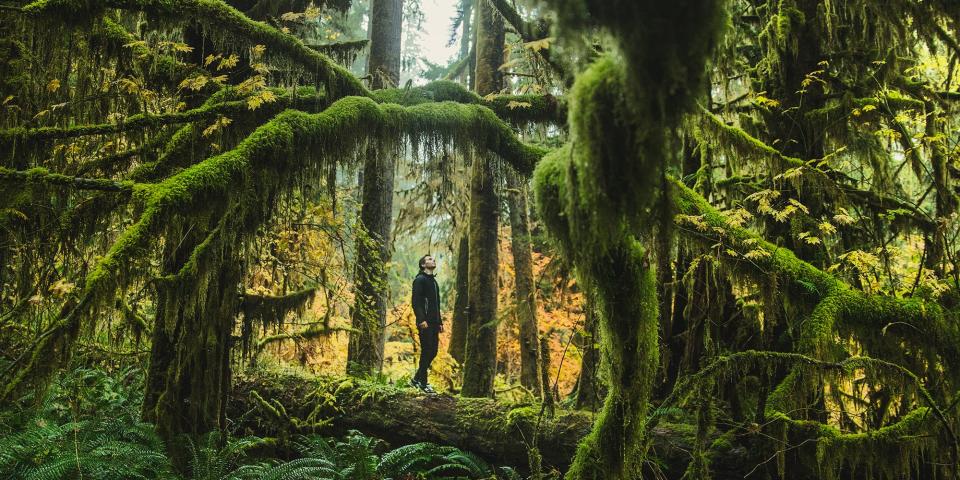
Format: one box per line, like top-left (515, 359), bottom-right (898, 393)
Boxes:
top-left (669, 177), bottom-right (960, 375)
top-left (21, 0), bottom-right (370, 98)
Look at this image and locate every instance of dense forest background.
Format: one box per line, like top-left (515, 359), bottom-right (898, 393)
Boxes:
top-left (2, 0), bottom-right (960, 479)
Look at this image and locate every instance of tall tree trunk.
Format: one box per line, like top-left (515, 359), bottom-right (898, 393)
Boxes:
top-left (347, 0), bottom-right (402, 375)
top-left (448, 233), bottom-right (470, 362)
top-left (574, 287), bottom-right (602, 410)
top-left (461, 0), bottom-right (504, 398)
top-left (458, 0), bottom-right (473, 85)
top-left (366, 0), bottom-right (403, 90)
top-left (507, 173), bottom-right (542, 396)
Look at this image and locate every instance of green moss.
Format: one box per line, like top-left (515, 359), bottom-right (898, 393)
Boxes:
top-left (0, 166), bottom-right (137, 193)
top-left (375, 80), bottom-right (567, 126)
top-left (22, 0), bottom-right (369, 98)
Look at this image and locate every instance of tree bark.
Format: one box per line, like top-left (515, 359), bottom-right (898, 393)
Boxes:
top-left (142, 220), bottom-right (239, 470)
top-left (573, 287), bottom-right (602, 410)
top-left (461, 0), bottom-right (504, 398)
top-left (365, 0), bottom-right (403, 90)
top-left (507, 173), bottom-right (542, 396)
top-left (347, 0), bottom-right (402, 374)
top-left (458, 0), bottom-right (473, 85)
top-left (448, 233), bottom-right (470, 363)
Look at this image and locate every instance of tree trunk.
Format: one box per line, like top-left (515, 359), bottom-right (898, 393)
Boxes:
top-left (458, 0), bottom-right (473, 85)
top-left (366, 0), bottom-right (403, 90)
top-left (347, 0), bottom-right (402, 375)
top-left (142, 220), bottom-right (239, 470)
top-left (507, 173), bottom-right (542, 396)
top-left (574, 287), bottom-right (602, 410)
top-left (565, 238), bottom-right (659, 479)
top-left (347, 147), bottom-right (396, 374)
top-left (448, 233), bottom-right (470, 363)
top-left (461, 0), bottom-right (504, 398)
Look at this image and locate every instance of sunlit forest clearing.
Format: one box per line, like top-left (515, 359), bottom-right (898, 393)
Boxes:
top-left (2, 0), bottom-right (960, 479)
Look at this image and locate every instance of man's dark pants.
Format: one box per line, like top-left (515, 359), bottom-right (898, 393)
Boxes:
top-left (414, 324), bottom-right (440, 384)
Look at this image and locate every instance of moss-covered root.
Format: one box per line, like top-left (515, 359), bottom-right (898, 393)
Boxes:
top-left (564, 235), bottom-right (659, 480)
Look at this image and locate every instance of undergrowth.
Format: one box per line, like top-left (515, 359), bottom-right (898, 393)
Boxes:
top-left (0, 366), bottom-right (521, 479)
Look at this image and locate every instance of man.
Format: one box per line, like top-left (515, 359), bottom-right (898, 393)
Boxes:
top-left (411, 254), bottom-right (443, 394)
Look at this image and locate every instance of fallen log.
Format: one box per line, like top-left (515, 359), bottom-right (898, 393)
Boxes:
top-left (228, 371), bottom-right (753, 477)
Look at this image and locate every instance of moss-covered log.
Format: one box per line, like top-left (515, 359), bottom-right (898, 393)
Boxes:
top-left (228, 371), bottom-right (756, 477)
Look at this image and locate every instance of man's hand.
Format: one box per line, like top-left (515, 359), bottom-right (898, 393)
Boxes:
top-left (439, 323), bottom-right (444, 333)
top-left (418, 321), bottom-right (427, 329)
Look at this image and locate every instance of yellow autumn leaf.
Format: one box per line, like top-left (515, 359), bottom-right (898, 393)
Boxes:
top-left (744, 249), bottom-right (772, 260)
top-left (218, 54), bottom-right (239, 70)
top-left (523, 37), bottom-right (553, 52)
top-left (46, 79), bottom-right (61, 92)
top-left (49, 278), bottom-right (75, 296)
top-left (506, 100), bottom-right (532, 110)
top-left (818, 221), bottom-right (837, 235)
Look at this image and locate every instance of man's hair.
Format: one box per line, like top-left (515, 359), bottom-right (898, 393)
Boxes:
top-left (418, 254), bottom-right (432, 272)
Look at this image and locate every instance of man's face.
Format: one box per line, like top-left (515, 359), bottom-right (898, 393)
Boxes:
top-left (422, 256), bottom-right (436, 270)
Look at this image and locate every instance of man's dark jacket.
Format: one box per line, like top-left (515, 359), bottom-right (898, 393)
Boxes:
top-left (412, 271), bottom-right (442, 326)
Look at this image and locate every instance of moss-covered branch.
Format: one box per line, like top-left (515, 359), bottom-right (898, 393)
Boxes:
top-left (0, 166), bottom-right (138, 193)
top-left (22, 0), bottom-right (369, 98)
top-left (129, 87), bottom-right (328, 181)
top-left (0, 98), bottom-right (258, 147)
top-left (670, 177), bottom-right (960, 373)
top-left (374, 80), bottom-right (567, 126)
top-left (306, 39), bottom-right (368, 66)
top-left (253, 325), bottom-right (354, 354)
top-left (489, 0), bottom-right (549, 42)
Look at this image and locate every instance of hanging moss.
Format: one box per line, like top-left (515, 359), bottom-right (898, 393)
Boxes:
top-left (240, 288), bottom-right (316, 356)
top-left (306, 39), bottom-right (368, 67)
top-left (670, 177), bottom-right (960, 380)
top-left (21, 0), bottom-right (369, 98)
top-left (653, 349), bottom-right (957, 478)
top-left (93, 17), bottom-right (201, 86)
